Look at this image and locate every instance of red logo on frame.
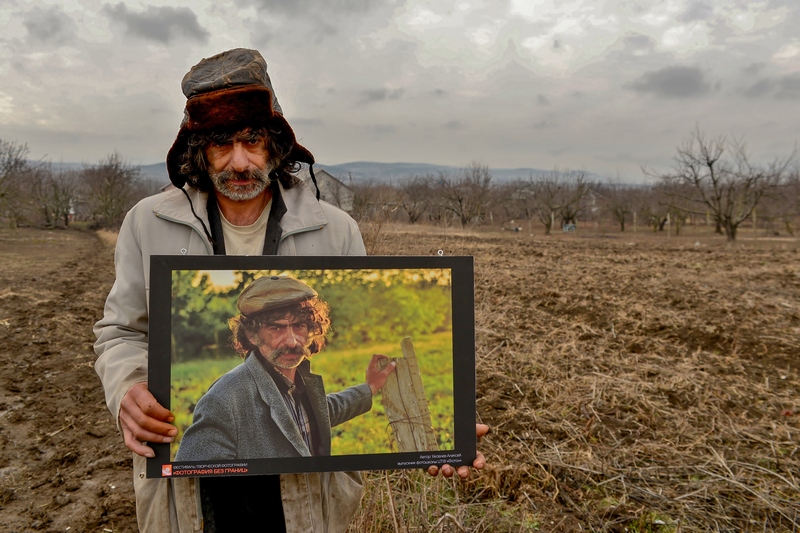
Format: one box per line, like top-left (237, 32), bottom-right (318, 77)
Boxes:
top-left (162, 464), bottom-right (172, 477)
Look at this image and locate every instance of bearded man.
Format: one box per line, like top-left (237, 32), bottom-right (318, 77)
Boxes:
top-left (175, 275), bottom-right (393, 463)
top-left (94, 48), bottom-right (486, 533)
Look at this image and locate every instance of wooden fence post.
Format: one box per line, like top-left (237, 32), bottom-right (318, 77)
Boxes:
top-left (378, 337), bottom-right (439, 452)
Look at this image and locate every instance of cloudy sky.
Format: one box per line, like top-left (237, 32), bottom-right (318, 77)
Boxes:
top-left (1, 0), bottom-right (798, 179)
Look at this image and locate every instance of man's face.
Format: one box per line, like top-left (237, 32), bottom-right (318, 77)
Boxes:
top-left (247, 312), bottom-right (312, 369)
top-left (206, 130), bottom-right (274, 202)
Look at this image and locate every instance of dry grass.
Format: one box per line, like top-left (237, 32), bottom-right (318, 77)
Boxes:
top-left (349, 222), bottom-right (800, 533)
top-left (96, 229), bottom-right (118, 247)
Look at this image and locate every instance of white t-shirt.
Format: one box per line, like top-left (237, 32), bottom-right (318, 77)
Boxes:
top-left (219, 200), bottom-right (272, 255)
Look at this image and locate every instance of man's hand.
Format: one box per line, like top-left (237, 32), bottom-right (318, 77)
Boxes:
top-left (119, 382), bottom-right (178, 458)
top-left (365, 354), bottom-right (396, 396)
top-left (428, 423), bottom-right (489, 479)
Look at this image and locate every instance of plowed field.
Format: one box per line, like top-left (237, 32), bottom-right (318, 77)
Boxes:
top-left (1, 225), bottom-right (798, 532)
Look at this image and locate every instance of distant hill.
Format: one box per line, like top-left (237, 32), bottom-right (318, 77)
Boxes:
top-left (41, 160), bottom-right (607, 186)
top-left (316, 162), bottom-right (567, 183)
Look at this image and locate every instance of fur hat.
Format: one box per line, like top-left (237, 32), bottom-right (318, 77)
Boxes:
top-left (237, 276), bottom-right (318, 317)
top-left (166, 48), bottom-right (314, 188)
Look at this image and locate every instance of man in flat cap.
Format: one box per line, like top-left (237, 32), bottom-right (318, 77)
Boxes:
top-left (94, 48), bottom-right (486, 533)
top-left (175, 275), bottom-right (394, 464)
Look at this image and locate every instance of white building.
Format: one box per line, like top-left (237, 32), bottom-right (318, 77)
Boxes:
top-left (296, 167), bottom-right (355, 213)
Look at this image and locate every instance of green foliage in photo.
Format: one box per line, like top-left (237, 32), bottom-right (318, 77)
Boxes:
top-left (169, 268), bottom-right (453, 363)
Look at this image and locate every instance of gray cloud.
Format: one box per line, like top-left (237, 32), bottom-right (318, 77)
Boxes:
top-left (743, 75), bottom-right (800, 100)
top-left (430, 89), bottom-right (447, 97)
top-left (627, 66), bottom-right (710, 98)
top-left (357, 88), bottom-right (404, 105)
top-left (238, 0), bottom-right (376, 16)
top-left (537, 94), bottom-right (550, 106)
top-left (23, 7), bottom-right (77, 46)
top-left (292, 118), bottom-right (324, 127)
top-left (102, 3), bottom-right (209, 44)
top-left (622, 33), bottom-right (655, 54)
top-left (679, 1), bottom-right (715, 22)
top-left (742, 62), bottom-right (766, 76)
top-left (372, 124), bottom-right (397, 135)
top-left (237, 0), bottom-right (377, 37)
top-left (443, 120), bottom-right (464, 130)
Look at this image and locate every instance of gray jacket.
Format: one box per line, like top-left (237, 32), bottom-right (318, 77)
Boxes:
top-left (94, 180), bottom-right (367, 533)
top-left (175, 355), bottom-right (372, 461)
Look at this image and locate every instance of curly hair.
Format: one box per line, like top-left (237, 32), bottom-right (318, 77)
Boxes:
top-left (228, 298), bottom-right (331, 359)
top-left (178, 124), bottom-right (300, 192)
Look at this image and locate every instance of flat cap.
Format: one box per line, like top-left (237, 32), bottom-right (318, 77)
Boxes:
top-left (237, 276), bottom-right (317, 316)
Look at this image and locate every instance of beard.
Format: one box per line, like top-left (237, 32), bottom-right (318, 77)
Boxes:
top-left (264, 345), bottom-right (312, 370)
top-left (209, 165), bottom-right (273, 202)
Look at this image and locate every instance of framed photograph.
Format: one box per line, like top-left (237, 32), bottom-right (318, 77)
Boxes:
top-left (147, 255), bottom-right (475, 479)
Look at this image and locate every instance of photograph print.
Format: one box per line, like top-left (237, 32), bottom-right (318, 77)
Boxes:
top-left (147, 254), bottom-right (475, 478)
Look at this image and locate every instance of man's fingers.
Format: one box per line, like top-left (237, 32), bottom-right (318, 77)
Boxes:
top-left (473, 452), bottom-right (486, 470)
top-left (119, 412), bottom-right (175, 443)
top-left (118, 383), bottom-right (177, 457)
top-left (380, 359), bottom-right (396, 377)
top-left (427, 465), bottom-right (438, 477)
top-left (476, 423), bottom-right (489, 439)
top-left (121, 426), bottom-right (156, 458)
top-left (127, 383), bottom-right (175, 422)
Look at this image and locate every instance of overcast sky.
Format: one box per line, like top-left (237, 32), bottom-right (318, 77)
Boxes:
top-left (1, 0), bottom-right (798, 179)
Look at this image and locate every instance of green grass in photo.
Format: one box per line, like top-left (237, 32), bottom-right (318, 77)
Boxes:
top-left (170, 356), bottom-right (242, 459)
top-left (169, 331), bottom-right (453, 459)
top-left (312, 331), bottom-right (454, 456)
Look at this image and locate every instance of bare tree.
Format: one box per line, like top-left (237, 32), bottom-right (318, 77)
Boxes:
top-left (349, 180), bottom-right (399, 223)
top-left (81, 152), bottom-right (143, 227)
top-left (653, 128), bottom-right (795, 241)
top-left (0, 139), bottom-right (31, 227)
top-left (22, 164), bottom-right (81, 228)
top-left (598, 180), bottom-right (641, 232)
top-left (397, 174), bottom-right (433, 224)
top-left (530, 169), bottom-right (589, 234)
top-left (434, 163), bottom-right (492, 227)
top-left (755, 168), bottom-right (800, 236)
top-left (490, 179), bottom-right (537, 229)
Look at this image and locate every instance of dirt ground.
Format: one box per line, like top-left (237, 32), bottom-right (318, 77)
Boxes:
top-left (0, 228), bottom-right (135, 532)
top-left (0, 224), bottom-right (798, 532)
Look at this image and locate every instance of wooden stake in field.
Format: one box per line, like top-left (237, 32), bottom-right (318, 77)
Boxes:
top-left (378, 337), bottom-right (439, 452)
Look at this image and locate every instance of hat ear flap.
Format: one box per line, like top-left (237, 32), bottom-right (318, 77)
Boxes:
top-left (270, 114), bottom-right (314, 165)
top-left (167, 127), bottom-right (191, 188)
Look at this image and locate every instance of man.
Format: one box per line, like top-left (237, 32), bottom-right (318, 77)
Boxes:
top-left (175, 275), bottom-right (394, 462)
top-left (94, 48), bottom-right (485, 533)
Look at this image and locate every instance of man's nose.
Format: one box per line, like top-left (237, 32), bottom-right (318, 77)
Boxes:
top-left (282, 326), bottom-right (299, 347)
top-left (229, 142), bottom-right (250, 172)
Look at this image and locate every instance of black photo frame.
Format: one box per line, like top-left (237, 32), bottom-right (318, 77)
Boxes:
top-left (147, 255), bottom-right (475, 479)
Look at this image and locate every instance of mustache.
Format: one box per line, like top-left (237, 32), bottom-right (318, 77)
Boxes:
top-left (211, 167), bottom-right (271, 184)
top-left (272, 345), bottom-right (312, 358)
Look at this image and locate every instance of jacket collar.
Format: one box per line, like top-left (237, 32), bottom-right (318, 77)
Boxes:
top-left (153, 178), bottom-right (328, 245)
top-left (244, 353), bottom-right (313, 456)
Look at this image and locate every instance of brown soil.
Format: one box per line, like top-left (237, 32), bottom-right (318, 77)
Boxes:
top-left (361, 224), bottom-right (800, 532)
top-left (1, 224), bottom-right (798, 532)
top-left (0, 228), bottom-right (135, 533)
